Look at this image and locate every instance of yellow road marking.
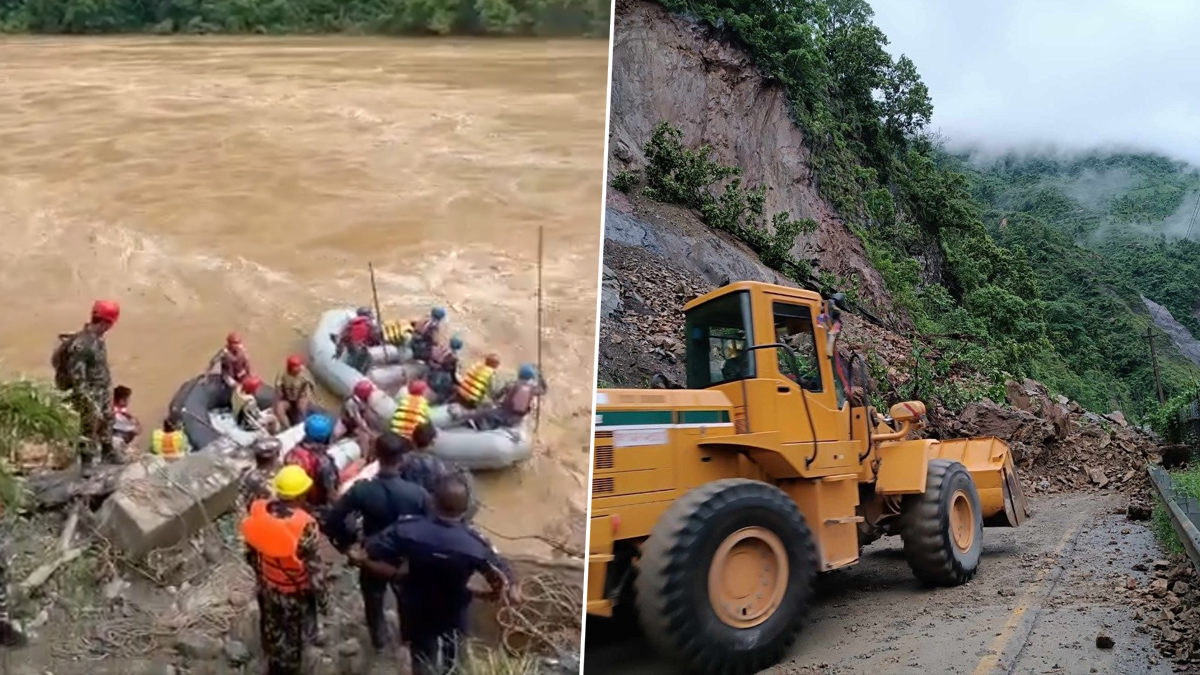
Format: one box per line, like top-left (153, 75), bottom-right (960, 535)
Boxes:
top-left (971, 520), bottom-right (1081, 675)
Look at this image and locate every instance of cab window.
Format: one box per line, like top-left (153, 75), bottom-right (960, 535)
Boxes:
top-left (685, 290), bottom-right (756, 389)
top-left (772, 302), bottom-right (822, 393)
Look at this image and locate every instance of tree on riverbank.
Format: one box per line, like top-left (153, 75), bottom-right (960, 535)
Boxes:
top-left (0, 0), bottom-right (611, 36)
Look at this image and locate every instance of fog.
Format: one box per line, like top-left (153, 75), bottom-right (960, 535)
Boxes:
top-left (869, 0), bottom-right (1200, 165)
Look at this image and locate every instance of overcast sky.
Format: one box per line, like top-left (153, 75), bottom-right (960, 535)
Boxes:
top-left (869, 0), bottom-right (1200, 165)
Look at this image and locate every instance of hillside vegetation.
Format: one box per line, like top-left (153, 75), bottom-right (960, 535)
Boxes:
top-left (622, 0), bottom-right (1200, 420)
top-left (0, 0), bottom-right (611, 36)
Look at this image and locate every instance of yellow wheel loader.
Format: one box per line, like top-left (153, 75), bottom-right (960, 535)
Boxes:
top-left (588, 281), bottom-right (1029, 675)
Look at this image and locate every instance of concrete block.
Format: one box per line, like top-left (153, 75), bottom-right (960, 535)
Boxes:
top-left (97, 449), bottom-right (251, 559)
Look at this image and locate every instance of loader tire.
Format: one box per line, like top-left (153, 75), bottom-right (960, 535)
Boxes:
top-left (899, 459), bottom-right (983, 587)
top-left (635, 478), bottom-right (817, 675)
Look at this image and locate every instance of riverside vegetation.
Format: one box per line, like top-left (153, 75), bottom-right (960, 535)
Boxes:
top-left (0, 0), bottom-right (611, 36)
top-left (611, 0), bottom-right (1200, 423)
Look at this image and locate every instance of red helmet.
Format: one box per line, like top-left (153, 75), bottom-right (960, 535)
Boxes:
top-left (91, 300), bottom-right (120, 325)
top-left (242, 375), bottom-right (262, 394)
top-left (226, 332), bottom-right (242, 347)
top-left (407, 380), bottom-right (428, 397)
top-left (286, 355), bottom-right (304, 372)
top-left (485, 354), bottom-right (500, 368)
top-left (353, 380), bottom-right (374, 400)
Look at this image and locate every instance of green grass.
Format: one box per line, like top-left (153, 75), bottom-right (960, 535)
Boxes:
top-left (1150, 463), bottom-right (1200, 556)
top-left (0, 378), bottom-right (80, 512)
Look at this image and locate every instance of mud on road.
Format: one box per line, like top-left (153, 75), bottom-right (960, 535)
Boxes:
top-left (584, 493), bottom-right (1174, 675)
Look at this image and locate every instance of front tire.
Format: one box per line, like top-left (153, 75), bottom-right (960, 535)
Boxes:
top-left (635, 479), bottom-right (817, 675)
top-left (899, 459), bottom-right (983, 587)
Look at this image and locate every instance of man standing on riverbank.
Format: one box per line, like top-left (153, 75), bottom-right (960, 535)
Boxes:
top-left (52, 300), bottom-right (121, 474)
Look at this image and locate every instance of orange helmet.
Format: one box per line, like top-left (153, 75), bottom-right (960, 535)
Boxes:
top-left (286, 355), bottom-right (304, 373)
top-left (407, 380), bottom-right (428, 397)
top-left (484, 354), bottom-right (500, 368)
top-left (353, 380), bottom-right (374, 400)
top-left (226, 332), bottom-right (242, 347)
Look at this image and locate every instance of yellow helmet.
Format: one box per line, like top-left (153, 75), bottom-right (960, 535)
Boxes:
top-left (274, 465), bottom-right (313, 499)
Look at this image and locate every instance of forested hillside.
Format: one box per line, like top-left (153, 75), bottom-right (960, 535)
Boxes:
top-left (626, 0), bottom-right (1200, 420)
top-left (0, 0), bottom-right (611, 35)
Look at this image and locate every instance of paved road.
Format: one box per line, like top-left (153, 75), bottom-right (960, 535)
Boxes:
top-left (583, 493), bottom-right (1170, 675)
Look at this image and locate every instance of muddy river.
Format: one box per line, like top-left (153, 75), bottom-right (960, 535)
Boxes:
top-left (0, 37), bottom-right (607, 556)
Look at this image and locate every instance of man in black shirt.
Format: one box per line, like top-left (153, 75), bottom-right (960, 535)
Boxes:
top-left (322, 431), bottom-right (429, 652)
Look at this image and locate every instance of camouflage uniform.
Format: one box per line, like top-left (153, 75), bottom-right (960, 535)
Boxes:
top-left (399, 453), bottom-right (478, 522)
top-left (246, 508), bottom-right (326, 675)
top-left (0, 510), bottom-right (25, 647)
top-left (237, 466), bottom-right (277, 512)
top-left (58, 329), bottom-right (115, 467)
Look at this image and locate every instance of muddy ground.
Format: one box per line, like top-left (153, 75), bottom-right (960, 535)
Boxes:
top-left (583, 493), bottom-right (1183, 675)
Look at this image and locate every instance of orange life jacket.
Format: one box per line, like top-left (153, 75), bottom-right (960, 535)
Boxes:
top-left (390, 394), bottom-right (431, 439)
top-left (151, 429), bottom-right (185, 458)
top-left (456, 363), bottom-right (494, 405)
top-left (240, 500), bottom-right (314, 593)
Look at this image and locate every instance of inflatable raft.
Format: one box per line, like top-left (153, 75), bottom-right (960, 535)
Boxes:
top-left (308, 308), bottom-right (532, 471)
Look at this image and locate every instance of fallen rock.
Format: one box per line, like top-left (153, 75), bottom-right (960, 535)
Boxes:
top-left (1128, 501), bottom-right (1152, 521)
top-left (1150, 579), bottom-right (1170, 597)
top-left (1106, 411), bottom-right (1128, 427)
top-left (96, 449), bottom-right (250, 558)
top-left (1096, 630), bottom-right (1114, 649)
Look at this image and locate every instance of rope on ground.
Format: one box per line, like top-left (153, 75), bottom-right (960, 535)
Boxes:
top-left (495, 572), bottom-right (581, 655)
top-left (474, 523), bottom-right (583, 559)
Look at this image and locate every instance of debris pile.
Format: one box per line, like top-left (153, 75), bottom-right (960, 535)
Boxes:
top-left (1127, 555), bottom-right (1200, 666)
top-left (937, 378), bottom-right (1161, 495)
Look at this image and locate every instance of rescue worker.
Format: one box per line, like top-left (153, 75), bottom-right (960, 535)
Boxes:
top-left (150, 415), bottom-right (190, 460)
top-left (111, 385), bottom-right (141, 452)
top-left (284, 414), bottom-right (339, 516)
top-left (391, 380), bottom-right (432, 441)
top-left (210, 332), bottom-right (252, 393)
top-left (352, 474), bottom-right (518, 675)
top-left (426, 336), bottom-right (463, 402)
top-left (232, 375), bottom-right (278, 434)
top-left (410, 306), bottom-right (447, 362)
top-left (51, 300), bottom-right (120, 473)
top-left (335, 380), bottom-right (379, 458)
top-left (454, 354), bottom-right (500, 409)
top-left (470, 364), bottom-right (545, 431)
top-left (273, 355), bottom-right (315, 428)
top-left (381, 318), bottom-right (414, 347)
top-left (335, 310), bottom-right (374, 375)
top-left (239, 437), bottom-right (283, 512)
top-left (241, 466), bottom-right (328, 675)
top-left (322, 432), bottom-right (429, 653)
top-left (401, 422), bottom-right (478, 522)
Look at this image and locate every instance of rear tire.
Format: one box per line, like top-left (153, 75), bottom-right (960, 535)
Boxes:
top-left (635, 479), bottom-right (817, 675)
top-left (899, 459), bottom-right (983, 587)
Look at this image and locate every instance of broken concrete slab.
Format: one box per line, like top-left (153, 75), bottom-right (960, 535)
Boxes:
top-left (97, 449), bottom-right (252, 559)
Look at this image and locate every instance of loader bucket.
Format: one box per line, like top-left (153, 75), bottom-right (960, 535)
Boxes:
top-left (935, 436), bottom-right (1030, 527)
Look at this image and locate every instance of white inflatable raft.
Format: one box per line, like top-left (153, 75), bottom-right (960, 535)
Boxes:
top-left (307, 308), bottom-right (532, 471)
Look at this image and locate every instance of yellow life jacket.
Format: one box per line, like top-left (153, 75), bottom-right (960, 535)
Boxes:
top-left (151, 429), bottom-right (187, 458)
top-left (390, 394), bottom-right (431, 439)
top-left (456, 363), bottom-right (495, 405)
top-left (383, 320), bottom-right (414, 346)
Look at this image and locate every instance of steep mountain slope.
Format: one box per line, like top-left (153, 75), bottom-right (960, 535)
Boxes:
top-left (600, 0), bottom-right (1200, 421)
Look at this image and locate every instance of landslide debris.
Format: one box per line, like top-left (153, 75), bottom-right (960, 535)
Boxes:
top-left (1126, 554), bottom-right (1200, 669)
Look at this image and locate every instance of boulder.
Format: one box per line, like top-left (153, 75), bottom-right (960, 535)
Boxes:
top-left (600, 265), bottom-right (623, 318)
top-left (97, 449), bottom-right (251, 558)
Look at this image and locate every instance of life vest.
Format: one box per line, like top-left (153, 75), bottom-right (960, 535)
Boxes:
top-left (429, 344), bottom-right (457, 368)
top-left (456, 363), bottom-right (495, 405)
top-left (414, 318), bottom-right (439, 340)
top-left (240, 500), bottom-right (314, 594)
top-left (504, 383), bottom-right (535, 416)
top-left (390, 394), bottom-right (431, 439)
top-left (113, 405), bottom-right (138, 435)
top-left (277, 371), bottom-right (310, 402)
top-left (284, 444), bottom-right (329, 506)
top-left (344, 317), bottom-right (371, 346)
top-left (382, 320), bottom-right (414, 346)
top-left (151, 429), bottom-right (186, 458)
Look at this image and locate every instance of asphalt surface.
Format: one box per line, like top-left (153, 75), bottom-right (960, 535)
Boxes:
top-left (583, 493), bottom-right (1171, 675)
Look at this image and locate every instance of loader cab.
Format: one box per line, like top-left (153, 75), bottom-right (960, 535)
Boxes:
top-left (683, 282), bottom-right (849, 444)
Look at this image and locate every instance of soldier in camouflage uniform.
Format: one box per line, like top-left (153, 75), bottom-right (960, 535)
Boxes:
top-left (241, 466), bottom-right (327, 675)
top-left (52, 300), bottom-right (121, 474)
top-left (238, 438), bottom-right (283, 512)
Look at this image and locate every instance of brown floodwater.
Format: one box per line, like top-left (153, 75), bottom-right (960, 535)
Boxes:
top-left (0, 36), bottom-right (607, 556)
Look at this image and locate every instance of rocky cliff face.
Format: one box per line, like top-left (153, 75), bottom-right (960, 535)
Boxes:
top-left (1142, 295), bottom-right (1200, 368)
top-left (606, 0), bottom-right (895, 313)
